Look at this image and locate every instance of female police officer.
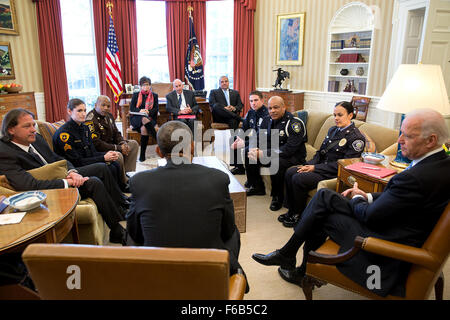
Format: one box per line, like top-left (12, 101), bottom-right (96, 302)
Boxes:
top-left (280, 101), bottom-right (366, 227)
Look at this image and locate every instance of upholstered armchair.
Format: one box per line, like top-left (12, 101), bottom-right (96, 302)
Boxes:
top-left (22, 244), bottom-right (247, 300)
top-left (301, 202), bottom-right (450, 300)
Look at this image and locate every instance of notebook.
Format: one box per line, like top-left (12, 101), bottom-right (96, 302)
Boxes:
top-left (345, 162), bottom-right (397, 179)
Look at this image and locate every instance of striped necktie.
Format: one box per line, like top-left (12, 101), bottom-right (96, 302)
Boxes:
top-left (178, 94), bottom-right (182, 107)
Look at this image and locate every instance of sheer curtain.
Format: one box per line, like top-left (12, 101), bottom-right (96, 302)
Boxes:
top-left (33, 0), bottom-right (69, 122)
top-left (93, 0), bottom-right (138, 118)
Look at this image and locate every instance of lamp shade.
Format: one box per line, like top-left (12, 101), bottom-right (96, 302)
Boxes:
top-left (377, 64), bottom-right (450, 115)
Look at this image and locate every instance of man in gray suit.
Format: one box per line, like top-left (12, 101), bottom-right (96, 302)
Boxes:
top-left (165, 79), bottom-right (199, 133)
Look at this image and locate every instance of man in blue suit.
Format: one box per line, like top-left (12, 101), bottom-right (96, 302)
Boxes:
top-left (252, 108), bottom-right (450, 297)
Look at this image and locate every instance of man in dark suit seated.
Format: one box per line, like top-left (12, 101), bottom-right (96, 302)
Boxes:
top-left (208, 76), bottom-right (244, 129)
top-left (0, 108), bottom-right (127, 245)
top-left (165, 79), bottom-right (199, 133)
top-left (126, 120), bottom-right (248, 292)
top-left (251, 108), bottom-right (450, 297)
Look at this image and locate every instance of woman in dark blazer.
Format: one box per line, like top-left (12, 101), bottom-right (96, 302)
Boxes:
top-left (280, 101), bottom-right (366, 227)
top-left (130, 76), bottom-right (159, 162)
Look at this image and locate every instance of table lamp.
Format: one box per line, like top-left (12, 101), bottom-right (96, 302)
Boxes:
top-left (376, 64), bottom-right (450, 168)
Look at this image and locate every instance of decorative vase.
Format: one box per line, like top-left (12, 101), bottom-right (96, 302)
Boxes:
top-left (340, 69), bottom-right (349, 76)
top-left (356, 67), bottom-right (364, 76)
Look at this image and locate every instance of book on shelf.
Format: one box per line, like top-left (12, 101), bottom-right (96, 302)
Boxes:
top-left (331, 40), bottom-right (344, 49)
top-left (358, 82), bottom-right (367, 95)
top-left (328, 80), bottom-right (339, 92)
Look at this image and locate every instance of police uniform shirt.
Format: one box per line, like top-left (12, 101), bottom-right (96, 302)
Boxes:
top-left (53, 119), bottom-right (106, 168)
top-left (309, 122), bottom-right (365, 177)
top-left (259, 111), bottom-right (307, 162)
top-left (242, 105), bottom-right (269, 132)
top-left (86, 109), bottom-right (125, 152)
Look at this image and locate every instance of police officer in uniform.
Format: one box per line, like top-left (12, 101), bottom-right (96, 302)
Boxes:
top-left (53, 98), bottom-right (129, 209)
top-left (230, 90), bottom-right (269, 175)
top-left (86, 95), bottom-right (139, 187)
top-left (280, 101), bottom-right (366, 227)
top-left (245, 96), bottom-right (307, 212)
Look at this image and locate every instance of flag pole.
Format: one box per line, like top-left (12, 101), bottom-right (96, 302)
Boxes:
top-left (107, 1), bottom-right (113, 18)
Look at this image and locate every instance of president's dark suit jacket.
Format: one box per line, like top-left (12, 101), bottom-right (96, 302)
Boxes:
top-left (165, 89), bottom-right (199, 118)
top-left (208, 88), bottom-right (243, 114)
top-left (327, 150), bottom-right (450, 296)
top-left (126, 159), bottom-right (241, 273)
top-left (0, 134), bottom-right (76, 191)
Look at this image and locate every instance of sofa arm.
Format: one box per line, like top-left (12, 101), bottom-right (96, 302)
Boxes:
top-left (228, 272), bottom-right (246, 300)
top-left (380, 143), bottom-right (398, 156)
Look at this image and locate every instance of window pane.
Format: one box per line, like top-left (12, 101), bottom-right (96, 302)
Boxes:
top-left (65, 55), bottom-right (100, 110)
top-left (206, 0), bottom-right (234, 91)
top-left (61, 0), bottom-right (95, 54)
top-left (136, 1), bottom-right (170, 83)
top-left (60, 0), bottom-right (99, 111)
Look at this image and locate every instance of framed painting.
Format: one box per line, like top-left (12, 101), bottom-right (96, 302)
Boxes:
top-left (0, 0), bottom-right (19, 35)
top-left (276, 12), bottom-right (305, 66)
top-left (0, 42), bottom-right (15, 80)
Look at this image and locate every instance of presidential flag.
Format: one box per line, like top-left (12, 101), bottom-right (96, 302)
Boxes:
top-left (184, 15), bottom-right (204, 91)
top-left (105, 15), bottom-right (123, 103)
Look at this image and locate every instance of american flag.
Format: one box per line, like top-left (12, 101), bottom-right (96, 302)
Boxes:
top-left (105, 16), bottom-right (123, 103)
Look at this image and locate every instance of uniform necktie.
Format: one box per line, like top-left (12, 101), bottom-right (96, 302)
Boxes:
top-left (178, 94), bottom-right (182, 107)
top-left (28, 146), bottom-right (45, 166)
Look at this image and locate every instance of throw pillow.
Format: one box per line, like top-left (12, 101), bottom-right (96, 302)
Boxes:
top-left (296, 110), bottom-right (308, 126)
top-left (35, 120), bottom-right (65, 151)
top-left (362, 132), bottom-right (376, 153)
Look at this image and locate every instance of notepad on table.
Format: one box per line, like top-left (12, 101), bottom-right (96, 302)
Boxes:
top-left (345, 161), bottom-right (397, 179)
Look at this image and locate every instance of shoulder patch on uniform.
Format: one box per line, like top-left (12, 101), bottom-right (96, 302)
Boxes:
top-left (291, 121), bottom-right (301, 133)
top-left (86, 113), bottom-right (94, 121)
top-left (352, 139), bottom-right (365, 152)
top-left (63, 144), bottom-right (72, 152)
top-left (60, 133), bottom-right (70, 143)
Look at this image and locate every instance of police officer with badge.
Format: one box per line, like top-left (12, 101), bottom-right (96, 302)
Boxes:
top-left (230, 90), bottom-right (269, 175)
top-left (280, 101), bottom-right (366, 227)
top-left (86, 95), bottom-right (139, 187)
top-left (245, 96), bottom-right (307, 212)
top-left (53, 98), bottom-right (125, 192)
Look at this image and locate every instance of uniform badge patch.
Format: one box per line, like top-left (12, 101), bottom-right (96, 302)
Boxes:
top-left (352, 140), bottom-right (364, 152)
top-left (63, 144), bottom-right (72, 151)
top-left (291, 122), bottom-right (301, 133)
top-left (279, 130), bottom-right (285, 137)
top-left (60, 133), bottom-right (70, 143)
top-left (338, 138), bottom-right (347, 147)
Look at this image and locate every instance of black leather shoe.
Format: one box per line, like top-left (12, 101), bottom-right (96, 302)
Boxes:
top-left (246, 186), bottom-right (266, 196)
top-left (270, 198), bottom-right (282, 211)
top-left (251, 250), bottom-right (296, 269)
top-left (278, 267), bottom-right (305, 287)
top-left (109, 225), bottom-right (127, 246)
top-left (230, 166), bottom-right (245, 175)
top-left (283, 214), bottom-right (300, 228)
top-left (277, 212), bottom-right (291, 222)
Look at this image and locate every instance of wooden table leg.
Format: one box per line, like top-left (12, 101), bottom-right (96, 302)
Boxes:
top-left (71, 214), bottom-right (80, 244)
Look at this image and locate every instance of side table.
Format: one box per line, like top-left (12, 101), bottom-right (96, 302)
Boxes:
top-left (336, 157), bottom-right (400, 193)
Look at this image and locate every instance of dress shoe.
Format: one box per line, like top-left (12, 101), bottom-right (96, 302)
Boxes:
top-left (246, 186), bottom-right (266, 196)
top-left (283, 214), bottom-right (300, 228)
top-left (230, 166), bottom-right (245, 175)
top-left (269, 198), bottom-right (282, 211)
top-left (251, 250), bottom-right (296, 269)
top-left (278, 267), bottom-right (305, 288)
top-left (277, 212), bottom-right (291, 223)
top-left (109, 225), bottom-right (127, 246)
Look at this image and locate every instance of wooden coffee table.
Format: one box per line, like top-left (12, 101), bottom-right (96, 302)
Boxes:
top-left (336, 157), bottom-right (401, 193)
top-left (0, 188), bottom-right (80, 254)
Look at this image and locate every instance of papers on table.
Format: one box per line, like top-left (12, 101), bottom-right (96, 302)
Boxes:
top-left (0, 212), bottom-right (26, 225)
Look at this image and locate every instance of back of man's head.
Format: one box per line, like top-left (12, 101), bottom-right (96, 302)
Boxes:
top-left (405, 108), bottom-right (449, 146)
top-left (157, 121), bottom-right (193, 159)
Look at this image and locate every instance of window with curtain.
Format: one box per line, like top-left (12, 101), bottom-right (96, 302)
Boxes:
top-left (60, 0), bottom-right (100, 110)
top-left (205, 0), bottom-right (234, 91)
top-left (136, 0), bottom-right (170, 83)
